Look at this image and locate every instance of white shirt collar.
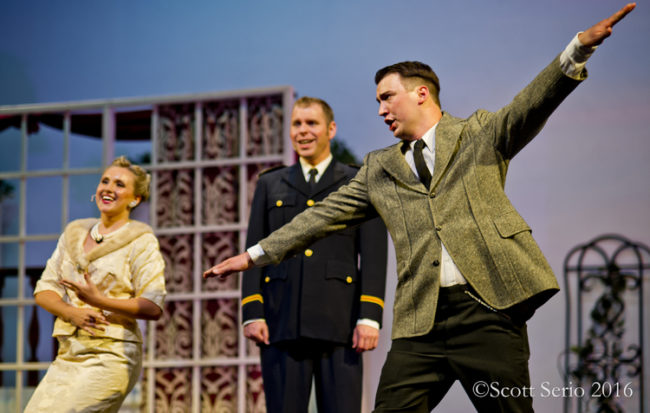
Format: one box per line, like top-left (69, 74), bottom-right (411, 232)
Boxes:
top-left (409, 123), bottom-right (437, 152)
top-left (299, 153), bottom-right (333, 183)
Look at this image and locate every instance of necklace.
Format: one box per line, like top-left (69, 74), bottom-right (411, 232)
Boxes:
top-left (90, 221), bottom-right (130, 243)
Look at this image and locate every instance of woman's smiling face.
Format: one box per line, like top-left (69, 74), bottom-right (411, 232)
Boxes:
top-left (95, 166), bottom-right (139, 218)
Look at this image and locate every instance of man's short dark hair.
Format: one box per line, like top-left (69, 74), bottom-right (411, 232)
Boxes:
top-left (375, 61), bottom-right (441, 107)
top-left (294, 96), bottom-right (335, 124)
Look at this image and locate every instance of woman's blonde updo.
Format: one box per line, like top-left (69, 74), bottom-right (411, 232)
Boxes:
top-left (110, 156), bottom-right (151, 208)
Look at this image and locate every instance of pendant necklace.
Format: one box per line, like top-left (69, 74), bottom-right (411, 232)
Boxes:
top-left (90, 221), bottom-right (129, 243)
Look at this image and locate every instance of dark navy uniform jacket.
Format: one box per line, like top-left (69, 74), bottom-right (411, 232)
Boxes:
top-left (241, 159), bottom-right (388, 344)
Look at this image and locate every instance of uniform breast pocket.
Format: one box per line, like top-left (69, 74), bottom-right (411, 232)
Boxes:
top-left (325, 261), bottom-right (357, 285)
top-left (266, 193), bottom-right (297, 224)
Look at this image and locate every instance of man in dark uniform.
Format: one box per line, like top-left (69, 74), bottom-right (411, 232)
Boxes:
top-left (241, 96), bottom-right (388, 413)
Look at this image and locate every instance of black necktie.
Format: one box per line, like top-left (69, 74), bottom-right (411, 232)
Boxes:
top-left (413, 139), bottom-right (432, 189)
top-left (308, 168), bottom-right (318, 191)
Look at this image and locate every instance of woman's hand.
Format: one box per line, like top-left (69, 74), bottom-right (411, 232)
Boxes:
top-left (61, 273), bottom-right (103, 307)
top-left (60, 272), bottom-right (162, 321)
top-left (65, 306), bottom-right (109, 335)
top-left (34, 290), bottom-right (109, 335)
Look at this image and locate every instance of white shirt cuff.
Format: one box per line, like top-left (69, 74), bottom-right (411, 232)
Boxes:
top-left (559, 32), bottom-right (597, 80)
top-left (357, 318), bottom-right (380, 330)
top-left (247, 244), bottom-right (272, 266)
top-left (243, 318), bottom-right (265, 327)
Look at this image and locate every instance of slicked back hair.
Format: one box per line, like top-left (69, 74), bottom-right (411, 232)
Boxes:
top-left (375, 61), bottom-right (441, 107)
top-left (294, 96), bottom-right (335, 125)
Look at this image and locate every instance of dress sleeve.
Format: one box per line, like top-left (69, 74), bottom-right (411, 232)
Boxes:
top-left (130, 233), bottom-right (167, 309)
top-left (34, 233), bottom-right (67, 298)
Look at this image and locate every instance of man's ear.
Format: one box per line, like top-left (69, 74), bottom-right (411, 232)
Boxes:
top-left (328, 121), bottom-right (337, 140)
top-left (416, 85), bottom-right (430, 105)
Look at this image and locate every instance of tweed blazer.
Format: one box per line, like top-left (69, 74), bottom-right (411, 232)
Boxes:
top-left (259, 55), bottom-right (586, 339)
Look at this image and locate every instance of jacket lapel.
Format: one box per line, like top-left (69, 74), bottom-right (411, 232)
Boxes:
top-left (281, 163), bottom-right (311, 197)
top-left (312, 160), bottom-right (348, 197)
top-left (431, 112), bottom-right (463, 191)
top-left (375, 113), bottom-right (463, 194)
top-left (281, 160), bottom-right (350, 198)
top-left (376, 142), bottom-right (428, 194)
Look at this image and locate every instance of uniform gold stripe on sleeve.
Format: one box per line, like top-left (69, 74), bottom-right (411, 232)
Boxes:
top-left (241, 294), bottom-right (264, 306)
top-left (360, 295), bottom-right (384, 308)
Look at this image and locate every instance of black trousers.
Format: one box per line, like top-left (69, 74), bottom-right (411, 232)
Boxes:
top-left (374, 285), bottom-right (533, 413)
top-left (261, 338), bottom-right (362, 413)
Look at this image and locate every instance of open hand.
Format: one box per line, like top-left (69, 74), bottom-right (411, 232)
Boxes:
top-left (66, 307), bottom-right (109, 335)
top-left (578, 3), bottom-right (635, 47)
top-left (203, 252), bottom-right (254, 279)
top-left (61, 273), bottom-right (104, 307)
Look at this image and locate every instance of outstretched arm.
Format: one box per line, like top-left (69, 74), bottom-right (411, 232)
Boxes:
top-left (578, 3), bottom-right (635, 47)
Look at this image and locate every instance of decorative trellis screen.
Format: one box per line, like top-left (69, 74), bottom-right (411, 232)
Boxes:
top-left (0, 86), bottom-right (294, 413)
top-left (563, 234), bottom-right (648, 413)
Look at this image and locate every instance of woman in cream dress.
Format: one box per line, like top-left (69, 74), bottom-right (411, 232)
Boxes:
top-left (25, 156), bottom-right (166, 413)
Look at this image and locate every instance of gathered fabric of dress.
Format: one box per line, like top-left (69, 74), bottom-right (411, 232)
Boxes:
top-left (25, 218), bottom-right (166, 413)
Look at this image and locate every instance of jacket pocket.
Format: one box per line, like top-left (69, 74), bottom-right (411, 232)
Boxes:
top-left (492, 210), bottom-right (531, 238)
top-left (264, 262), bottom-right (289, 281)
top-left (266, 193), bottom-right (296, 210)
top-left (325, 261), bottom-right (357, 284)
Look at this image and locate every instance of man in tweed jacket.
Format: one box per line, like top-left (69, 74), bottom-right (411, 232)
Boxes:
top-left (205, 4), bottom-right (635, 412)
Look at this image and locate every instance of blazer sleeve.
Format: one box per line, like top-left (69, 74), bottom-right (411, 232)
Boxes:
top-left (259, 161), bottom-right (375, 265)
top-left (241, 177), bottom-right (269, 323)
top-left (357, 215), bottom-right (388, 326)
top-left (487, 55), bottom-right (585, 159)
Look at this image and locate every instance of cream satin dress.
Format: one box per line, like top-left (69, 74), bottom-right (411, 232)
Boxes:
top-left (25, 219), bottom-right (166, 413)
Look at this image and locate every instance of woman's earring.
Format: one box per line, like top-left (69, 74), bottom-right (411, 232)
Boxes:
top-left (129, 200), bottom-right (138, 208)
top-left (91, 194), bottom-right (96, 202)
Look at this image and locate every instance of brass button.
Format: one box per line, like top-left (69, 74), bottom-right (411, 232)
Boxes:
top-left (346, 276), bottom-right (353, 284)
top-left (304, 249), bottom-right (313, 257)
top-left (265, 276), bottom-right (270, 283)
top-left (276, 200), bottom-right (283, 207)
top-left (306, 199), bottom-right (315, 207)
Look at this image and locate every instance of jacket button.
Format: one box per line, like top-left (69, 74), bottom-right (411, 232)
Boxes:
top-left (435, 226), bottom-right (442, 231)
top-left (276, 200), bottom-right (283, 207)
top-left (304, 249), bottom-right (313, 257)
top-left (430, 192), bottom-right (436, 198)
top-left (433, 260), bottom-right (440, 266)
top-left (346, 276), bottom-right (353, 284)
top-left (264, 276), bottom-right (270, 283)
top-left (306, 199), bottom-right (315, 207)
